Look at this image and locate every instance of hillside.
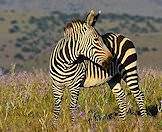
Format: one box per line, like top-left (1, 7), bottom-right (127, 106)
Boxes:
top-left (0, 10), bottom-right (162, 71)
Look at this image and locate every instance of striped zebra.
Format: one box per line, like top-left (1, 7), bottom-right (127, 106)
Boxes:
top-left (81, 32), bottom-right (147, 119)
top-left (49, 10), bottom-right (112, 124)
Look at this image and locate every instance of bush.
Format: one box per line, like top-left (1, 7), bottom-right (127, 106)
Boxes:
top-left (152, 47), bottom-right (158, 51)
top-left (32, 47), bottom-right (41, 54)
top-left (14, 53), bottom-right (24, 60)
top-left (140, 27), bottom-right (148, 33)
top-left (0, 47), bottom-right (4, 51)
top-left (146, 21), bottom-right (158, 32)
top-left (11, 20), bottom-right (18, 24)
top-left (9, 25), bottom-right (20, 33)
top-left (142, 47), bottom-right (149, 52)
top-left (21, 47), bottom-right (31, 52)
top-left (15, 43), bottom-right (22, 48)
top-left (21, 36), bottom-right (29, 41)
top-left (0, 17), bottom-right (5, 21)
top-left (28, 16), bottom-right (38, 24)
top-left (36, 18), bottom-right (49, 32)
top-left (129, 23), bottom-right (141, 33)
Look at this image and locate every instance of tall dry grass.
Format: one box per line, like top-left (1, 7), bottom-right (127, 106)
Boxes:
top-left (0, 68), bottom-right (162, 131)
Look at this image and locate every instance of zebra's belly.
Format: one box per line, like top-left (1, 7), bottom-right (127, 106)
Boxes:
top-left (83, 61), bottom-right (109, 88)
top-left (83, 75), bottom-right (109, 87)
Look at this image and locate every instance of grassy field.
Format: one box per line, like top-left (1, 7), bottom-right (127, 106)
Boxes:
top-left (0, 10), bottom-right (162, 131)
top-left (0, 68), bottom-right (162, 131)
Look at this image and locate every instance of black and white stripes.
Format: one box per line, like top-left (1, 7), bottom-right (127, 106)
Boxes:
top-left (49, 10), bottom-right (147, 124)
top-left (49, 10), bottom-right (112, 124)
top-left (81, 32), bottom-right (147, 118)
top-left (103, 33), bottom-right (147, 118)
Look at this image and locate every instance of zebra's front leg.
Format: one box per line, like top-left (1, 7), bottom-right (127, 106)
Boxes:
top-left (52, 83), bottom-right (63, 125)
top-left (69, 86), bottom-right (80, 123)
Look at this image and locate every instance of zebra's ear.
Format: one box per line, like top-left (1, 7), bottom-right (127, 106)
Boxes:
top-left (92, 10), bottom-right (101, 26)
top-left (86, 10), bottom-right (101, 26)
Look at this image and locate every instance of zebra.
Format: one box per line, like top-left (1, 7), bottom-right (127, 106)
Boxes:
top-left (49, 10), bottom-right (112, 124)
top-left (80, 32), bottom-right (147, 119)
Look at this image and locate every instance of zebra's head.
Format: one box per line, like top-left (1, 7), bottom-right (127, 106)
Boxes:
top-left (64, 10), bottom-right (112, 68)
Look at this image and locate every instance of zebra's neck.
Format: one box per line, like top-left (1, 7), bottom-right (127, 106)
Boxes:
top-left (102, 33), bottom-right (115, 56)
top-left (53, 37), bottom-right (80, 68)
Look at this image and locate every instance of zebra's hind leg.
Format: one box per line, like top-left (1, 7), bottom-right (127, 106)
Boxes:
top-left (126, 79), bottom-right (147, 117)
top-left (69, 86), bottom-right (80, 123)
top-left (52, 83), bottom-right (64, 125)
top-left (108, 75), bottom-right (127, 119)
top-left (124, 71), bottom-right (147, 116)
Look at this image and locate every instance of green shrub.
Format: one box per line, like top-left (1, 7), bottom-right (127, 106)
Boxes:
top-left (0, 17), bottom-right (5, 21)
top-left (152, 47), bottom-right (158, 51)
top-left (14, 53), bottom-right (24, 60)
top-left (11, 20), bottom-right (18, 24)
top-left (21, 47), bottom-right (31, 52)
top-left (15, 43), bottom-right (22, 48)
top-left (28, 16), bottom-right (38, 24)
top-left (9, 25), bottom-right (20, 33)
top-left (146, 21), bottom-right (158, 32)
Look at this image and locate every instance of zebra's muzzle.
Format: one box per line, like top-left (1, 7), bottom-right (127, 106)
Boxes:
top-left (101, 56), bottom-right (112, 69)
top-left (101, 50), bottom-right (112, 69)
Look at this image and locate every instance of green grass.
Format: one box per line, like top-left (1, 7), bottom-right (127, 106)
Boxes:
top-left (0, 68), bottom-right (162, 131)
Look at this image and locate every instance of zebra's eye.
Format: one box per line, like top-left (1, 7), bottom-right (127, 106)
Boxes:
top-left (96, 43), bottom-right (101, 47)
top-left (94, 38), bottom-right (99, 41)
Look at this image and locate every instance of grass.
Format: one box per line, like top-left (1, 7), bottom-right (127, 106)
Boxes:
top-left (0, 68), bottom-right (162, 131)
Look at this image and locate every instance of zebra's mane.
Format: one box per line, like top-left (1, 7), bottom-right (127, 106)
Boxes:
top-left (64, 19), bottom-right (84, 37)
top-left (64, 19), bottom-right (84, 30)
